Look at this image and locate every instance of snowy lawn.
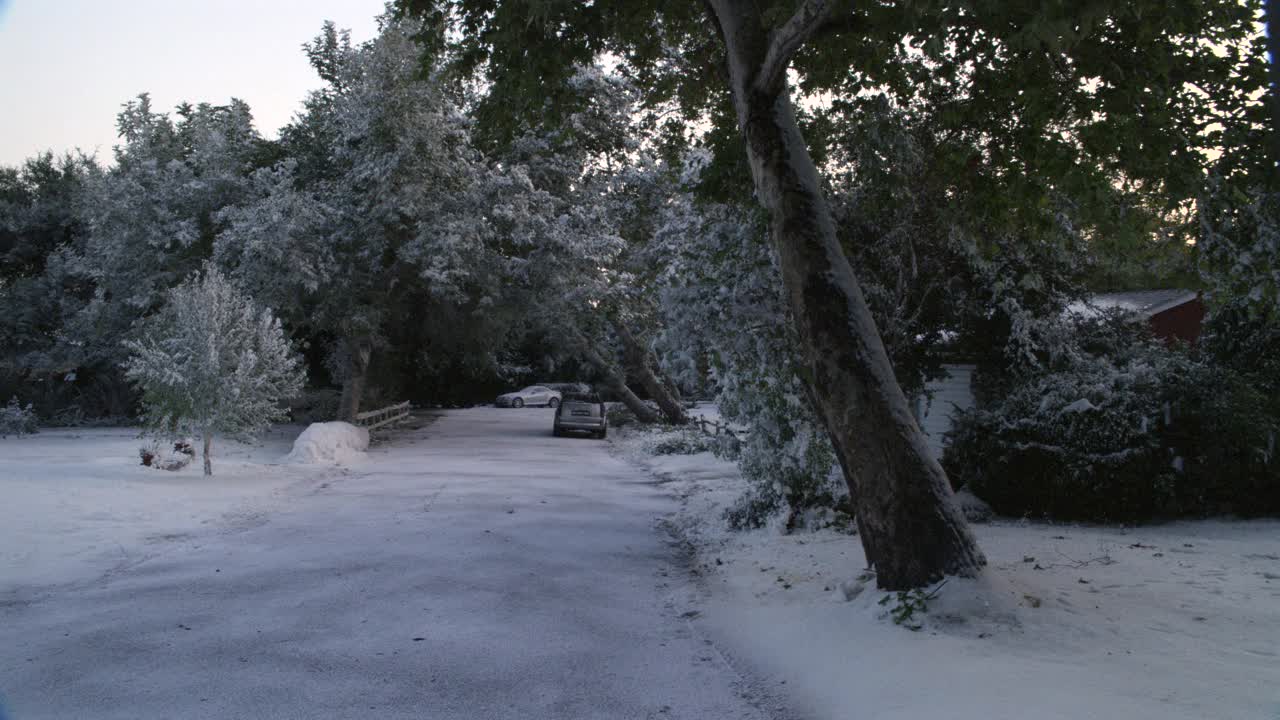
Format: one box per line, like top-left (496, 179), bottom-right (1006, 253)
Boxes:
top-left (0, 425), bottom-right (339, 590)
top-left (616, 425), bottom-right (1280, 720)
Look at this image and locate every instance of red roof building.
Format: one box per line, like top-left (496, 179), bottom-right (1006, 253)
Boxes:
top-left (1070, 289), bottom-right (1205, 345)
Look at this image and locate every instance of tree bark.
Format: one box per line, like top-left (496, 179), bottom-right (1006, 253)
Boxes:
top-left (202, 432), bottom-right (213, 476)
top-left (614, 322), bottom-right (689, 425)
top-left (338, 337), bottom-right (373, 422)
top-left (602, 368), bottom-right (661, 425)
top-left (707, 1), bottom-right (985, 589)
top-left (577, 338), bottom-right (661, 424)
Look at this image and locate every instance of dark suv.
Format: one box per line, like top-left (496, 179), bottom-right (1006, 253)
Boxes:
top-left (553, 392), bottom-right (607, 439)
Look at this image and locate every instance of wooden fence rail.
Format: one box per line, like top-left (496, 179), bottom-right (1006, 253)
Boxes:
top-left (355, 400), bottom-right (411, 431)
top-left (696, 416), bottom-right (739, 438)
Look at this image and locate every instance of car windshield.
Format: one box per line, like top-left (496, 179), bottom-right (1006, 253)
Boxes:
top-left (521, 386), bottom-right (544, 392)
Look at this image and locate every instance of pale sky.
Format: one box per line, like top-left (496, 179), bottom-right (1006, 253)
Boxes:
top-left (0, 0), bottom-right (388, 167)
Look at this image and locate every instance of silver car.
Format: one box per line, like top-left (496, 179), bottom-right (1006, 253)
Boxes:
top-left (495, 385), bottom-right (561, 408)
top-left (553, 393), bottom-right (607, 439)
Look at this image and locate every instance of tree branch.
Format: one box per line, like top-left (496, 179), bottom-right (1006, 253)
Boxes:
top-left (755, 0), bottom-right (833, 95)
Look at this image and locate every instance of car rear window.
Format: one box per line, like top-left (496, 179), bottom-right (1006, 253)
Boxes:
top-left (562, 400), bottom-right (601, 414)
top-left (561, 392), bottom-right (602, 403)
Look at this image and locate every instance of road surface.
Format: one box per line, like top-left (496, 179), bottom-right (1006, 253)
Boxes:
top-left (0, 409), bottom-right (778, 719)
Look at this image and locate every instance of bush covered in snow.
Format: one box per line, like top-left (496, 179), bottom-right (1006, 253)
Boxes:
top-left (139, 439), bottom-right (196, 471)
top-left (606, 402), bottom-right (655, 429)
top-left (718, 384), bottom-right (848, 532)
top-left (648, 426), bottom-right (716, 456)
top-left (653, 201), bottom-right (849, 532)
top-left (1201, 296), bottom-right (1280, 405)
top-left (945, 312), bottom-right (1280, 521)
top-left (0, 396), bottom-right (38, 437)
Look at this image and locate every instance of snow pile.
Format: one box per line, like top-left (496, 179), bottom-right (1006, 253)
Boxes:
top-left (285, 422), bottom-right (369, 465)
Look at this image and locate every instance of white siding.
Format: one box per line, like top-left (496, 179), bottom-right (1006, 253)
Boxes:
top-left (916, 364), bottom-right (976, 459)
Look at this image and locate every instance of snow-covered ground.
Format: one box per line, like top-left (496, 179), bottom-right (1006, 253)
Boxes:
top-left (616, 425), bottom-right (1280, 720)
top-left (1, 410), bottom-right (779, 719)
top-left (0, 425), bottom-right (338, 589)
top-left (7, 411), bottom-right (1277, 719)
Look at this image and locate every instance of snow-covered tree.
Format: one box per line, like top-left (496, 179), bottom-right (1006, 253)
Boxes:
top-left (0, 397), bottom-right (38, 438)
top-left (1199, 186), bottom-right (1280, 333)
top-left (218, 19), bottom-right (491, 419)
top-left (654, 195), bottom-right (843, 530)
top-left (0, 152), bottom-right (97, 409)
top-left (123, 267), bottom-right (304, 475)
top-left (481, 65), bottom-right (692, 424)
top-left (651, 95), bottom-right (1092, 531)
top-left (9, 95), bottom-right (269, 422)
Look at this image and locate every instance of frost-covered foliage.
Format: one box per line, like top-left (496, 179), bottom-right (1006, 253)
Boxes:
top-left (0, 397), bottom-right (38, 437)
top-left (648, 426), bottom-right (716, 456)
top-left (945, 173), bottom-right (1278, 522)
top-left (1199, 187), bottom-right (1279, 323)
top-left (1201, 300), bottom-right (1280, 404)
top-left (469, 64), bottom-right (697, 422)
top-left (123, 268), bottom-right (304, 475)
top-left (1198, 188), bottom-right (1280, 402)
top-left (654, 197), bottom-right (844, 530)
top-left (68, 97), bottom-right (262, 369)
top-left (217, 20), bottom-right (517, 413)
top-left (0, 152), bottom-right (131, 418)
top-left (946, 311), bottom-right (1280, 521)
top-left (4, 23), bottom-right (688, 420)
top-left (652, 100), bottom-right (1091, 530)
top-left (827, 97), bottom-right (1090, 381)
top-left (0, 96), bottom-right (267, 421)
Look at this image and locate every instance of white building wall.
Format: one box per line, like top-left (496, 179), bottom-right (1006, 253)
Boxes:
top-left (916, 363), bottom-right (977, 459)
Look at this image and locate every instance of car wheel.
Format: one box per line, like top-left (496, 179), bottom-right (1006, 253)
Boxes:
top-left (553, 426), bottom-right (563, 437)
top-left (513, 398), bottom-right (524, 408)
top-left (548, 397), bottom-right (560, 409)
top-left (597, 429), bottom-right (607, 439)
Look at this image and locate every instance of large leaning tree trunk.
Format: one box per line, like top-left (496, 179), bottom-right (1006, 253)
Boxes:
top-left (599, 366), bottom-right (661, 425)
top-left (614, 321), bottom-right (689, 425)
top-left (574, 333), bottom-right (662, 424)
top-left (707, 0), bottom-right (985, 589)
top-left (338, 337), bottom-right (373, 422)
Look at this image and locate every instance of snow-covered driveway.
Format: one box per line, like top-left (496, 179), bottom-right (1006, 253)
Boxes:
top-left (1, 409), bottom-right (774, 719)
